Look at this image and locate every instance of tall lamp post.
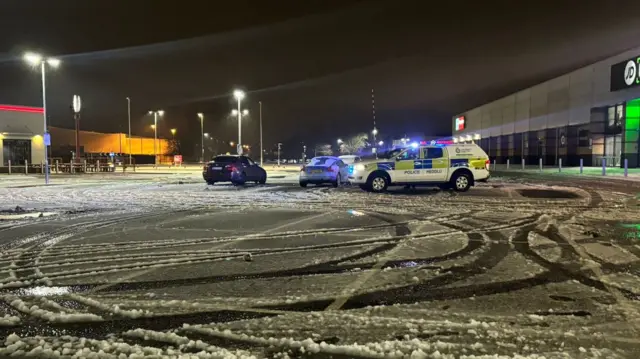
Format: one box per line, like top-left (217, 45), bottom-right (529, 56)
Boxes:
top-left (197, 113), bottom-right (204, 163)
top-left (72, 95), bottom-right (82, 163)
top-left (233, 89), bottom-right (245, 155)
top-left (126, 97), bottom-right (132, 165)
top-left (259, 101), bottom-right (263, 166)
top-left (148, 110), bottom-right (164, 167)
top-left (372, 127), bottom-right (378, 154)
top-left (23, 52), bottom-right (60, 185)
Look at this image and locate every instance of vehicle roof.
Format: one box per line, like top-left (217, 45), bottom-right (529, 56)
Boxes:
top-left (338, 155), bottom-right (358, 158)
top-left (312, 156), bottom-right (338, 159)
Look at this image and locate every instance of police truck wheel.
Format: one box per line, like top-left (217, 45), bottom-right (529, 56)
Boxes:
top-left (367, 174), bottom-right (388, 193)
top-left (299, 181), bottom-right (308, 188)
top-left (451, 172), bottom-right (471, 192)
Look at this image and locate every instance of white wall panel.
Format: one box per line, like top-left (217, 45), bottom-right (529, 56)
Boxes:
top-left (501, 98), bottom-right (516, 135)
top-left (489, 107), bottom-right (502, 137)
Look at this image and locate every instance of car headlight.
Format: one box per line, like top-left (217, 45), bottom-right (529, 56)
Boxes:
top-left (354, 164), bottom-right (365, 171)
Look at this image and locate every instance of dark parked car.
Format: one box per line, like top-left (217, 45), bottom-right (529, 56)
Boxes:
top-left (203, 155), bottom-right (267, 185)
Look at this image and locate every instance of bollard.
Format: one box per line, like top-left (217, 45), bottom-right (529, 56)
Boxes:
top-left (55, 160), bottom-right (59, 173)
top-left (559, 158), bottom-right (562, 172)
top-left (492, 160), bottom-right (497, 171)
top-left (602, 158), bottom-right (606, 176)
top-left (25, 160), bottom-right (28, 175)
top-left (7, 160), bottom-right (11, 175)
top-left (580, 158), bottom-right (583, 174)
top-left (522, 158), bottom-right (525, 170)
top-left (40, 161), bottom-right (43, 174)
top-left (539, 158), bottom-right (542, 172)
top-left (506, 159), bottom-right (510, 170)
top-left (97, 160), bottom-right (100, 173)
top-left (624, 159), bottom-right (628, 177)
top-left (84, 160), bottom-right (87, 173)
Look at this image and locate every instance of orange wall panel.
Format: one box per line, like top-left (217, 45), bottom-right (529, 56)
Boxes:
top-left (49, 127), bottom-right (170, 155)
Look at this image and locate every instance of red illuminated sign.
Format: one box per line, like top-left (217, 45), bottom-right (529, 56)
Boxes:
top-left (455, 116), bottom-right (465, 131)
top-left (0, 105), bottom-right (44, 114)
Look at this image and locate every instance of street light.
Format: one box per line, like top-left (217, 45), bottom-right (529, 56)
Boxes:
top-left (231, 109), bottom-right (249, 117)
top-left (126, 97), bottom-right (132, 165)
top-left (197, 113), bottom-right (204, 162)
top-left (337, 138), bottom-right (343, 144)
top-left (204, 133), bottom-right (209, 138)
top-left (23, 51), bottom-right (60, 185)
top-left (148, 110), bottom-right (163, 167)
top-left (72, 95), bottom-right (82, 163)
top-left (233, 89), bottom-right (245, 155)
top-left (378, 140), bottom-right (384, 146)
top-left (230, 141), bottom-right (235, 147)
top-left (170, 128), bottom-right (177, 137)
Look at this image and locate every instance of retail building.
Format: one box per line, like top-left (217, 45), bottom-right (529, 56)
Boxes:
top-left (452, 48), bottom-right (640, 168)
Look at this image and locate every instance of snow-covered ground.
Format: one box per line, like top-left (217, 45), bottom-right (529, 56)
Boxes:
top-left (0, 173), bottom-right (639, 358)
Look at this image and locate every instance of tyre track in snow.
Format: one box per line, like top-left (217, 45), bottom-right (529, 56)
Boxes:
top-left (0, 211), bottom-right (182, 288)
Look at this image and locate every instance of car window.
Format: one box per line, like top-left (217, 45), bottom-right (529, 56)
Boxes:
top-left (245, 157), bottom-right (256, 166)
top-left (423, 147), bottom-right (444, 159)
top-left (213, 156), bottom-right (238, 163)
top-left (310, 157), bottom-right (334, 166)
top-left (336, 160), bottom-right (345, 167)
top-left (240, 157), bottom-right (251, 165)
top-left (397, 147), bottom-right (420, 160)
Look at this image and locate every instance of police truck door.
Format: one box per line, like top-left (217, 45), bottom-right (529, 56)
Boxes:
top-left (394, 146), bottom-right (421, 182)
top-left (422, 147), bottom-right (448, 182)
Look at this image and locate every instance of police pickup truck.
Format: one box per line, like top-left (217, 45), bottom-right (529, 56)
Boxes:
top-left (348, 143), bottom-right (490, 193)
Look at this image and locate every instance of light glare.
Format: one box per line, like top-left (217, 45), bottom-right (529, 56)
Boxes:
top-left (46, 58), bottom-right (60, 68)
top-left (158, 110), bottom-right (164, 116)
top-left (233, 89), bottom-right (245, 100)
top-left (242, 109), bottom-right (249, 116)
top-left (23, 52), bottom-right (42, 65)
top-left (231, 109), bottom-right (238, 116)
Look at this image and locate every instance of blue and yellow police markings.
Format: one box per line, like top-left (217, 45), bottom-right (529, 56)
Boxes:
top-left (401, 159), bottom-right (445, 175)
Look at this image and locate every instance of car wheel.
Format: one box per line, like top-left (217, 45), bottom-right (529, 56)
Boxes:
top-left (299, 181), bottom-right (308, 188)
top-left (451, 172), bottom-right (471, 192)
top-left (367, 174), bottom-right (388, 193)
top-left (333, 174), bottom-right (341, 188)
top-left (206, 181), bottom-right (215, 186)
top-left (259, 173), bottom-right (267, 184)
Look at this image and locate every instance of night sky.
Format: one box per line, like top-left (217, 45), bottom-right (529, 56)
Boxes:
top-left (2, 1), bottom-right (640, 157)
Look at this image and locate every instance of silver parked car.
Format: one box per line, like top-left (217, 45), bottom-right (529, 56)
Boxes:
top-left (299, 156), bottom-right (349, 187)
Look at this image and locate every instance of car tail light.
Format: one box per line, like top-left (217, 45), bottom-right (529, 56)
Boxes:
top-left (485, 159), bottom-right (490, 170)
top-left (326, 167), bottom-right (335, 172)
top-left (225, 164), bottom-right (237, 172)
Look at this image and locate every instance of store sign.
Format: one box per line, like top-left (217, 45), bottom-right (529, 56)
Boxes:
top-left (455, 116), bottom-right (466, 131)
top-left (610, 56), bottom-right (640, 91)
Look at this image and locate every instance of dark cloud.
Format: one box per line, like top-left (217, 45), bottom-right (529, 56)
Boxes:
top-left (2, 0), bottom-right (640, 158)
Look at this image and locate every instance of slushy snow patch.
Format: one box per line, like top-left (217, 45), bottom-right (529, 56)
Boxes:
top-left (0, 314), bottom-right (20, 326)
